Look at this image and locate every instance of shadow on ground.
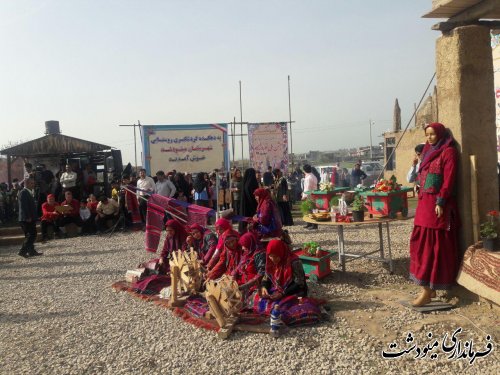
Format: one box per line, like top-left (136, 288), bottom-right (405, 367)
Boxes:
top-left (0, 310), bottom-right (79, 324)
top-left (0, 269), bottom-right (122, 281)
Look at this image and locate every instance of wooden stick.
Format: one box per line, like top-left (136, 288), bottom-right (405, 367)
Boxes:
top-left (207, 295), bottom-right (226, 328)
top-left (218, 317), bottom-right (237, 339)
top-left (171, 266), bottom-right (179, 304)
top-left (470, 155), bottom-right (479, 244)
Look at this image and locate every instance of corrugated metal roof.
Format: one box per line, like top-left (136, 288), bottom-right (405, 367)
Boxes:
top-left (423, 0), bottom-right (500, 20)
top-left (0, 134), bottom-right (112, 156)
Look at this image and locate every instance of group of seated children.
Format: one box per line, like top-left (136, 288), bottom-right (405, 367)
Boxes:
top-left (136, 216), bottom-right (322, 329)
top-left (40, 190), bottom-right (120, 240)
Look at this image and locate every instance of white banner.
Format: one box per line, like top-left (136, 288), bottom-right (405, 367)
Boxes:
top-left (142, 124), bottom-right (228, 175)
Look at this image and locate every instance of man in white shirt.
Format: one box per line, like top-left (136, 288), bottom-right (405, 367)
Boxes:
top-left (302, 164), bottom-right (318, 230)
top-left (301, 164), bottom-right (318, 200)
top-left (155, 170), bottom-right (176, 197)
top-left (95, 196), bottom-right (119, 232)
top-left (136, 168), bottom-right (155, 223)
top-left (60, 164), bottom-right (78, 199)
top-left (407, 144), bottom-right (425, 182)
top-left (407, 144), bottom-right (425, 192)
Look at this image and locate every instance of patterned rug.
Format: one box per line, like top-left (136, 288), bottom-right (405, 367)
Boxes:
top-left (456, 243), bottom-right (500, 305)
top-left (111, 281), bottom-right (267, 333)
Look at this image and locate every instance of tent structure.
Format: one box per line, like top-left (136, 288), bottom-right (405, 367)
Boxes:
top-left (0, 121), bottom-right (121, 190)
top-left (1, 133), bottom-right (112, 157)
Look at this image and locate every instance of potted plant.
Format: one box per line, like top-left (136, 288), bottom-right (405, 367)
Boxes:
top-left (303, 241), bottom-right (321, 256)
top-left (329, 196), bottom-right (340, 210)
top-left (294, 243), bottom-right (337, 280)
top-left (480, 210), bottom-right (499, 251)
top-left (319, 182), bottom-right (334, 192)
top-left (351, 195), bottom-right (365, 222)
top-left (300, 199), bottom-right (316, 216)
top-left (372, 175), bottom-right (401, 193)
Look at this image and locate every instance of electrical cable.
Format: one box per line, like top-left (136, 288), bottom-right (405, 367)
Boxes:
top-left (377, 72), bottom-right (437, 181)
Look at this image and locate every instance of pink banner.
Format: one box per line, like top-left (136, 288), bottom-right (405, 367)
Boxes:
top-left (248, 122), bottom-right (288, 172)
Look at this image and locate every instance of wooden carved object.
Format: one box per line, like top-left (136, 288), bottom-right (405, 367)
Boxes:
top-left (169, 249), bottom-right (203, 297)
top-left (205, 275), bottom-right (243, 319)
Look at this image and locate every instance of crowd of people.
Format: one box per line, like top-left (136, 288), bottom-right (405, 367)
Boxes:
top-left (0, 162), bottom-right (99, 225)
top-left (7, 163), bottom-right (301, 256)
top-left (5, 159), bottom-right (377, 261)
top-left (133, 214), bottom-right (323, 332)
top-left (6, 124), bottom-right (463, 323)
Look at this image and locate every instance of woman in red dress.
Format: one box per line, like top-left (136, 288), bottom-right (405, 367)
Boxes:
top-left (232, 232), bottom-right (265, 294)
top-left (410, 122), bottom-right (460, 306)
top-left (205, 217), bottom-right (233, 268)
top-left (205, 229), bottom-right (240, 280)
top-left (159, 219), bottom-right (188, 268)
top-left (185, 223), bottom-right (218, 261)
top-left (252, 188), bottom-right (282, 239)
top-left (246, 239), bottom-right (322, 327)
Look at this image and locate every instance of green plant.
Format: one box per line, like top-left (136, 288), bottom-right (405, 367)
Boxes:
top-left (480, 210), bottom-right (499, 239)
top-left (303, 241), bottom-right (320, 256)
top-left (329, 196), bottom-right (340, 208)
top-left (351, 195), bottom-right (365, 211)
top-left (300, 199), bottom-right (316, 215)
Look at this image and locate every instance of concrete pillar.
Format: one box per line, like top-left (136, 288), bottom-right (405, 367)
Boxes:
top-left (436, 25), bottom-right (498, 251)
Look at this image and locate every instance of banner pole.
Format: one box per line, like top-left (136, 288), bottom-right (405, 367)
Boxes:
top-left (288, 75), bottom-right (293, 171)
top-left (239, 80), bottom-right (244, 168)
top-left (232, 117), bottom-right (236, 166)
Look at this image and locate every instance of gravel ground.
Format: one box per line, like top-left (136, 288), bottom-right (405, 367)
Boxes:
top-left (0, 217), bottom-right (498, 375)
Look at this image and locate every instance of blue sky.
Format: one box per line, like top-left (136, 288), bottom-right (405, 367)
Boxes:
top-left (0, 0), bottom-right (438, 164)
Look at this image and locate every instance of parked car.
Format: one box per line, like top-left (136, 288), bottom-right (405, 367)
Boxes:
top-left (361, 162), bottom-right (384, 186)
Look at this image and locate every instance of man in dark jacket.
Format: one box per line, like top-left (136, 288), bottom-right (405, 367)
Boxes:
top-left (263, 166), bottom-right (274, 187)
top-left (350, 163), bottom-right (367, 187)
top-left (18, 177), bottom-right (42, 258)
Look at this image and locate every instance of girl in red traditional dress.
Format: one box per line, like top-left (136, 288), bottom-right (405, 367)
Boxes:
top-left (232, 232), bottom-right (265, 295)
top-left (246, 239), bottom-right (322, 326)
top-left (205, 230), bottom-right (240, 280)
top-left (205, 217), bottom-right (232, 268)
top-left (185, 224), bottom-right (218, 261)
top-left (132, 219), bottom-right (188, 294)
top-left (251, 188), bottom-right (283, 239)
top-left (159, 219), bottom-right (188, 268)
top-left (410, 123), bottom-right (460, 306)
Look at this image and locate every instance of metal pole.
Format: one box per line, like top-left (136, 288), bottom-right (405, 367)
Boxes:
top-left (133, 123), bottom-right (138, 172)
top-left (239, 80), bottom-right (244, 168)
top-left (215, 172), bottom-right (220, 220)
top-left (232, 117), bottom-right (236, 166)
top-left (288, 75), bottom-right (293, 170)
top-left (369, 119), bottom-right (373, 160)
top-left (228, 121), bottom-right (236, 212)
top-left (119, 123), bottom-right (141, 173)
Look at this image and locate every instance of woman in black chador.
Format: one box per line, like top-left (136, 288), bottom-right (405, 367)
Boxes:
top-left (239, 168), bottom-right (259, 233)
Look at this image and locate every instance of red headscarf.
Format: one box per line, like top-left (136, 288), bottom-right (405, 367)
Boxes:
top-left (223, 230), bottom-right (240, 248)
top-left (233, 231), bottom-right (263, 282)
top-left (239, 232), bottom-right (259, 253)
top-left (425, 122), bottom-right (447, 140)
top-left (47, 194), bottom-right (55, 200)
top-left (215, 217), bottom-right (231, 232)
top-left (419, 122), bottom-right (454, 170)
top-left (265, 239), bottom-right (298, 291)
top-left (187, 223), bottom-right (204, 234)
top-left (223, 230), bottom-right (241, 272)
top-left (254, 188), bottom-right (271, 212)
top-left (163, 219), bottom-right (188, 253)
top-left (214, 217), bottom-right (233, 250)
